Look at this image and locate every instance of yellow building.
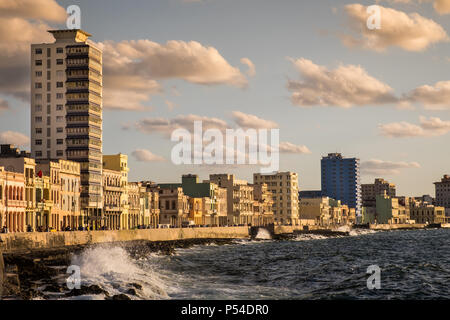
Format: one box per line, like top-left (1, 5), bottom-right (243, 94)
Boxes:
top-left (103, 154), bottom-right (129, 229)
top-left (209, 174), bottom-right (254, 226)
top-left (410, 204), bottom-right (446, 224)
top-left (189, 197), bottom-right (203, 225)
top-left (252, 183), bottom-right (274, 226)
top-left (253, 172), bottom-right (299, 226)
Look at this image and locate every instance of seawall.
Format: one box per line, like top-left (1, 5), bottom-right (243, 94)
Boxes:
top-left (0, 227), bottom-right (250, 254)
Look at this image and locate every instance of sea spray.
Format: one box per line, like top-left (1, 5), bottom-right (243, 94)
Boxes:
top-left (69, 245), bottom-right (169, 300)
top-left (255, 228), bottom-right (272, 240)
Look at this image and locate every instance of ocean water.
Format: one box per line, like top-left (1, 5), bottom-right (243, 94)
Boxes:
top-left (47, 228), bottom-right (450, 300)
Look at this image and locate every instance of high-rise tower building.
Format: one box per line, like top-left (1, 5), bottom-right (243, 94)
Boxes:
top-left (31, 29), bottom-right (103, 221)
top-left (321, 153), bottom-right (361, 215)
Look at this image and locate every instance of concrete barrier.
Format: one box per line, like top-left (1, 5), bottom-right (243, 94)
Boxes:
top-left (0, 227), bottom-right (250, 254)
top-left (368, 223), bottom-right (426, 230)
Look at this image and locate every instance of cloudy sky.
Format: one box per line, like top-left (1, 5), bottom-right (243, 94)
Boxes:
top-left (0, 0), bottom-right (449, 196)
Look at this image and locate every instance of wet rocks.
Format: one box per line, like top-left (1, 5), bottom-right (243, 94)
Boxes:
top-left (66, 284), bottom-right (109, 298)
top-left (107, 293), bottom-right (131, 300)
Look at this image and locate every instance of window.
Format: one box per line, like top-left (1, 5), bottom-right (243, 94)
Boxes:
top-left (35, 116), bottom-right (42, 123)
top-left (47, 105), bottom-right (50, 114)
top-left (56, 116), bottom-right (63, 122)
top-left (56, 93), bottom-right (63, 99)
top-left (47, 59), bottom-right (51, 68)
top-left (35, 71), bottom-right (42, 77)
top-left (36, 151), bottom-right (42, 157)
top-left (47, 48), bottom-right (51, 57)
top-left (35, 128), bottom-right (42, 134)
top-left (57, 150), bottom-right (63, 157)
top-left (57, 127), bottom-right (63, 133)
top-left (56, 104), bottom-right (63, 111)
top-left (56, 82), bottom-right (63, 88)
top-left (56, 47), bottom-right (63, 54)
top-left (47, 128), bottom-right (51, 136)
top-left (35, 105), bottom-right (42, 112)
top-left (47, 71), bottom-right (51, 80)
top-left (47, 117), bottom-right (51, 125)
top-left (35, 48), bottom-right (42, 54)
top-left (35, 60), bottom-right (42, 66)
top-left (56, 59), bottom-right (63, 65)
top-left (47, 82), bottom-right (51, 91)
top-left (56, 70), bottom-right (64, 78)
top-left (57, 139), bottom-right (63, 145)
top-left (35, 139), bottom-right (42, 145)
top-left (35, 82), bottom-right (42, 89)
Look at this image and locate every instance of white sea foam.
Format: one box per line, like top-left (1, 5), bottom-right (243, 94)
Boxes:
top-left (255, 228), bottom-right (272, 240)
top-left (66, 245), bottom-right (169, 300)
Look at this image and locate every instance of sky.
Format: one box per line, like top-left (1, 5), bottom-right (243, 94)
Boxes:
top-left (0, 0), bottom-right (449, 196)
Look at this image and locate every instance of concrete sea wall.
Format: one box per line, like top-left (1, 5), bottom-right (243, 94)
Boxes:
top-left (0, 227), bottom-right (250, 254)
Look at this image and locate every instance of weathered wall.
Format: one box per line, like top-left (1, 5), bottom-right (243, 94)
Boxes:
top-left (368, 224), bottom-right (426, 230)
top-left (0, 227), bottom-right (250, 254)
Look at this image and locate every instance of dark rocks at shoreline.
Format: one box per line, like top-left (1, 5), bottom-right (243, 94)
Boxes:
top-left (65, 284), bottom-right (110, 298)
top-left (107, 293), bottom-right (131, 300)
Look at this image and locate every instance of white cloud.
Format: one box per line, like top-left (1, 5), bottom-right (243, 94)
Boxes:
top-left (361, 159), bottom-right (421, 175)
top-left (287, 58), bottom-right (397, 108)
top-left (405, 81), bottom-right (450, 110)
top-left (379, 116), bottom-right (450, 137)
top-left (0, 0), bottom-right (66, 22)
top-left (279, 142), bottom-right (312, 154)
top-left (132, 149), bottom-right (165, 162)
top-left (240, 58), bottom-right (256, 77)
top-left (100, 39), bottom-right (250, 110)
top-left (0, 130), bottom-right (30, 147)
top-left (135, 114), bottom-right (229, 137)
top-left (342, 4), bottom-right (449, 51)
top-left (231, 111), bottom-right (278, 129)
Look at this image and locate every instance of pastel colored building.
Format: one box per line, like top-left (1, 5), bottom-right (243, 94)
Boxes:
top-left (253, 172), bottom-right (299, 225)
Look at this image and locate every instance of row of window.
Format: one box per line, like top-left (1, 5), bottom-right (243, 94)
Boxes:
top-left (35, 139), bottom-right (64, 145)
top-left (35, 47), bottom-right (64, 55)
top-left (35, 105), bottom-right (64, 112)
top-left (34, 93), bottom-right (64, 101)
top-left (35, 82), bottom-right (64, 89)
top-left (35, 150), bottom-right (64, 157)
top-left (34, 116), bottom-right (64, 123)
top-left (35, 127), bottom-right (64, 134)
top-left (35, 59), bottom-right (64, 66)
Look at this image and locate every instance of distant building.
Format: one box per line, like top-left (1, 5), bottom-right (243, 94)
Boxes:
top-left (410, 202), bottom-right (446, 224)
top-left (252, 183), bottom-right (275, 226)
top-left (253, 172), bottom-right (299, 225)
top-left (375, 194), bottom-right (408, 224)
top-left (299, 196), bottom-right (354, 226)
top-left (362, 178), bottom-right (396, 208)
top-left (210, 174), bottom-right (254, 225)
top-left (321, 153), bottom-right (361, 215)
top-left (298, 190), bottom-right (322, 200)
top-left (156, 186), bottom-right (189, 227)
top-left (434, 175), bottom-right (450, 217)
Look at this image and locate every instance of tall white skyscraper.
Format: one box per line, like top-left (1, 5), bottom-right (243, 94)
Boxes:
top-left (31, 29), bottom-right (103, 219)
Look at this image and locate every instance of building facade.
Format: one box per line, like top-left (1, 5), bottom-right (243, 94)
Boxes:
top-left (434, 175), bottom-right (450, 217)
top-left (362, 178), bottom-right (396, 208)
top-left (210, 174), bottom-right (254, 225)
top-left (321, 153), bottom-right (361, 215)
top-left (253, 172), bottom-right (299, 225)
top-left (252, 183), bottom-right (274, 226)
top-left (31, 29), bottom-right (103, 226)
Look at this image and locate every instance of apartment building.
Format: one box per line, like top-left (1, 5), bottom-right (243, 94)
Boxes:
top-left (31, 29), bottom-right (103, 223)
top-left (253, 172), bottom-right (299, 225)
top-left (0, 167), bottom-right (26, 232)
top-left (252, 183), bottom-right (274, 226)
top-left (410, 203), bottom-right (446, 224)
top-left (321, 153), bottom-right (361, 215)
top-left (103, 154), bottom-right (129, 229)
top-left (210, 174), bottom-right (254, 225)
top-left (156, 186), bottom-right (189, 227)
top-left (434, 175), bottom-right (450, 217)
top-left (102, 168), bottom-right (122, 229)
top-left (362, 178), bottom-right (396, 208)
